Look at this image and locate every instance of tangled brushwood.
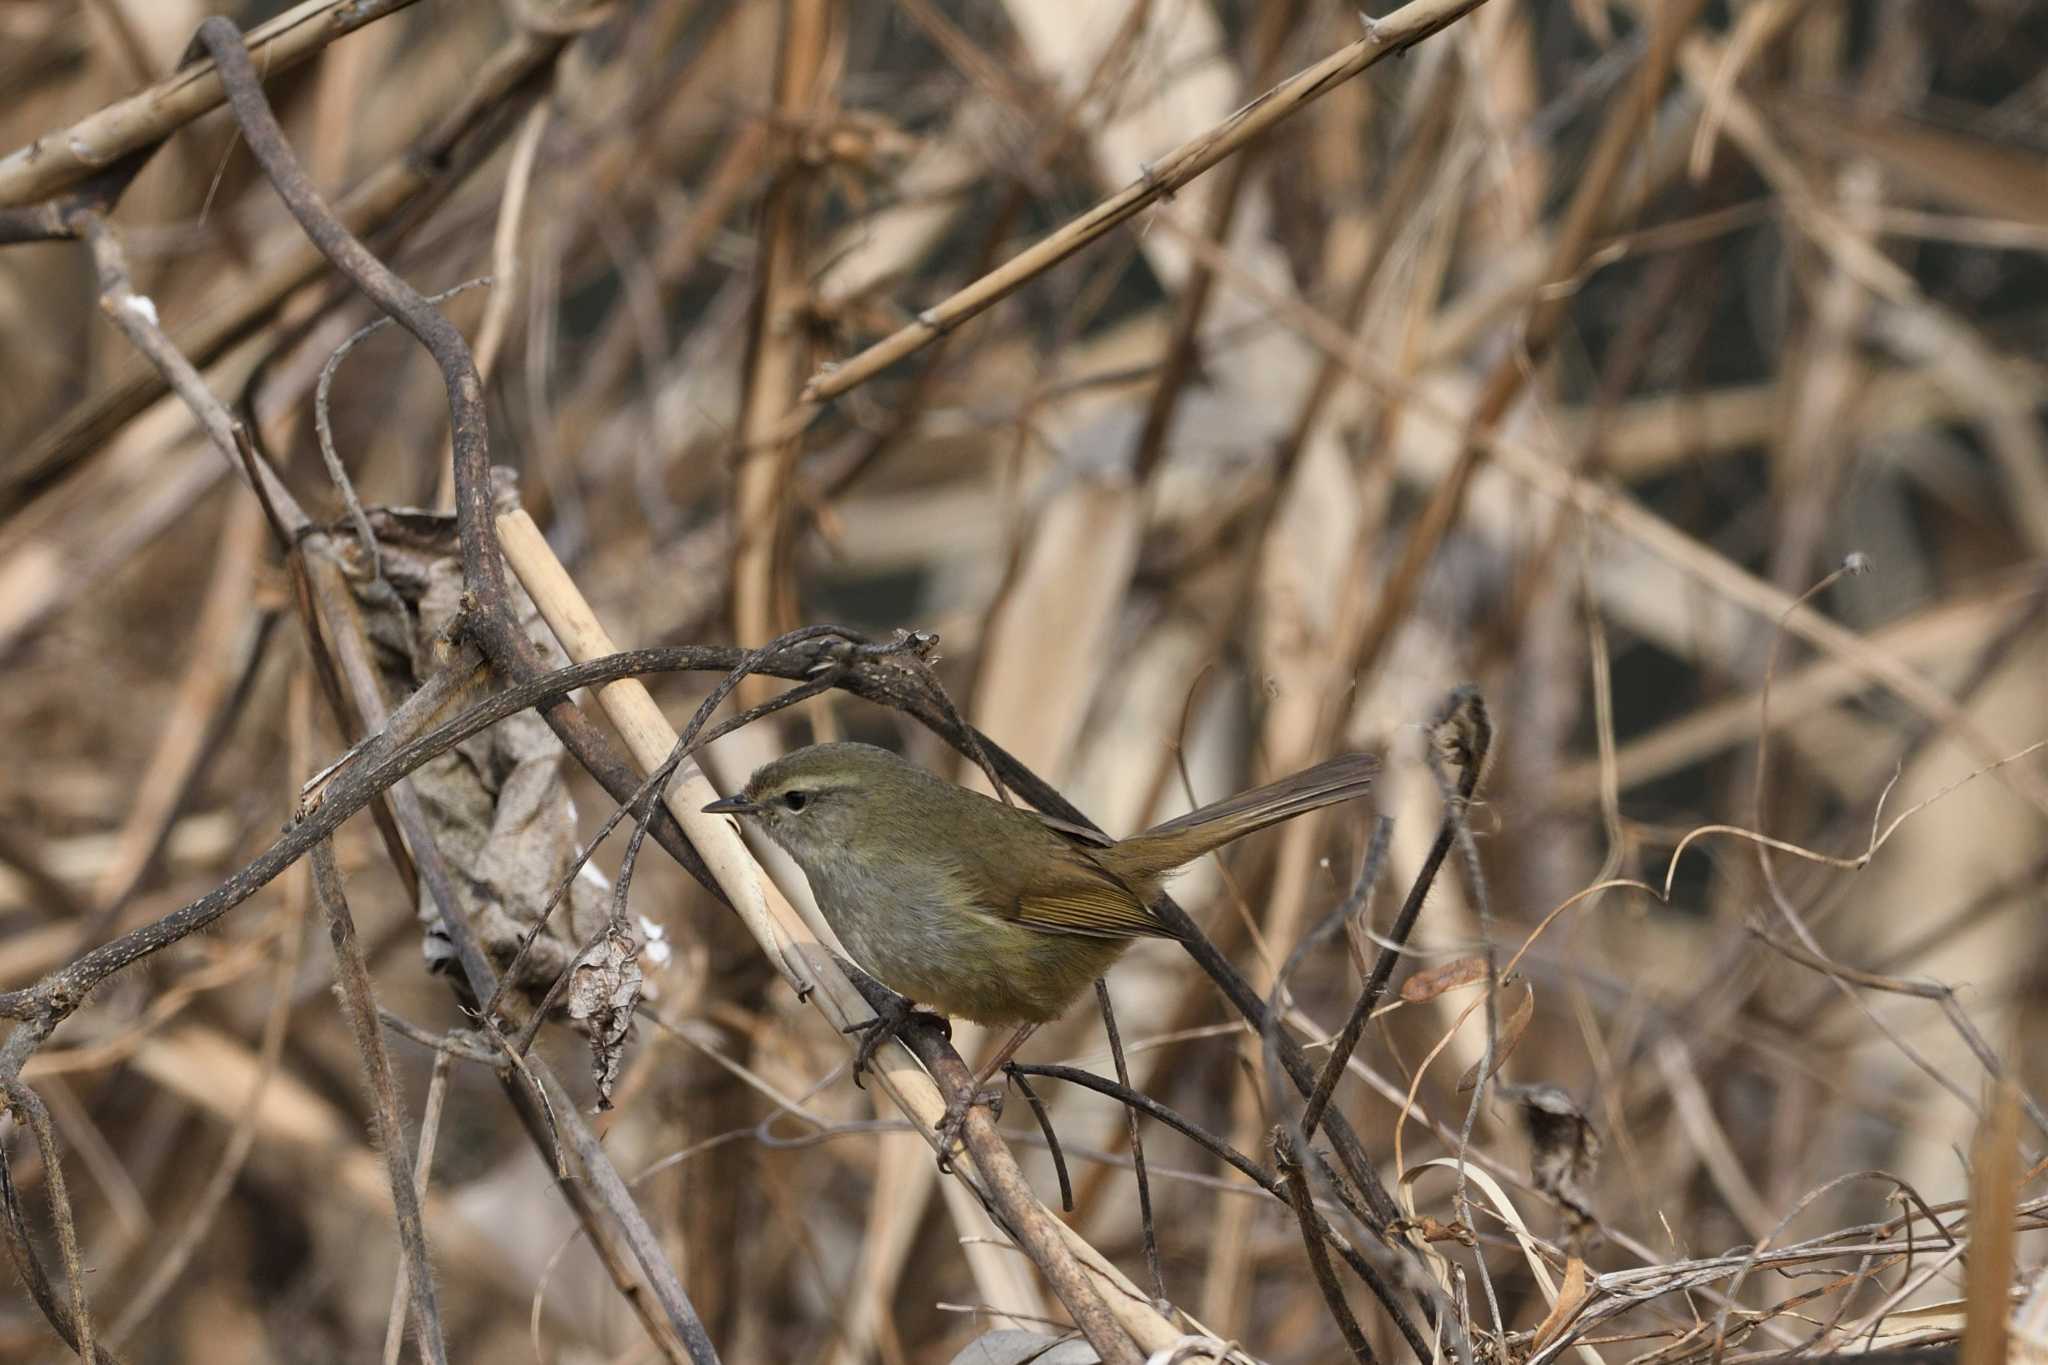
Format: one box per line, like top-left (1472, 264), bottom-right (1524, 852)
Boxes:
top-left (0, 2), bottom-right (2044, 1363)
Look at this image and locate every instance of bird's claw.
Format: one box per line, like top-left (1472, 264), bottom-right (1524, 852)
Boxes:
top-left (842, 997), bottom-right (946, 1087)
top-left (933, 1084), bottom-right (1004, 1173)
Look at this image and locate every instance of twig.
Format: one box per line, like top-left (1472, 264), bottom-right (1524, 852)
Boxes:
top-left (72, 208), bottom-right (310, 533)
top-left (1011, 1062), bottom-right (1271, 1195)
top-left (0, 0), bottom-right (427, 207)
top-left (800, 0), bottom-right (1493, 406)
top-left (843, 973), bottom-right (1145, 1365)
top-left (5, 26), bottom-right (566, 513)
top-left (197, 18), bottom-right (508, 609)
top-left (1097, 978), bottom-right (1164, 1303)
top-left (308, 837), bottom-right (448, 1365)
top-left (967, 732), bottom-right (1446, 1356)
top-left (384, 1048), bottom-right (455, 1365)
top-left (1428, 697), bottom-right (1507, 1355)
top-left (1009, 1069), bottom-right (1073, 1215)
top-left (314, 276), bottom-right (495, 581)
top-left (1010, 1059), bottom-right (1430, 1360)
top-left (0, 1080), bottom-right (102, 1363)
top-left (1276, 818), bottom-right (1392, 1001)
top-left (1278, 1131), bottom-right (1378, 1364)
top-left (1304, 690), bottom-right (1490, 1141)
top-left (291, 547), bottom-right (709, 1357)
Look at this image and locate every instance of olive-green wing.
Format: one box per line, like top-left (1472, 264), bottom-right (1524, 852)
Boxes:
top-left (953, 799), bottom-right (1181, 939)
top-left (1006, 846), bottom-right (1182, 941)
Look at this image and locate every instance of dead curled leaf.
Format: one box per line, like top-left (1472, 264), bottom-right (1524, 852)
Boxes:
top-left (351, 512), bottom-right (618, 1005)
top-left (1392, 1214), bottom-right (1477, 1246)
top-left (1530, 1254), bottom-right (1590, 1350)
top-left (1456, 978), bottom-right (1534, 1092)
top-left (1400, 955), bottom-right (1487, 1003)
top-left (566, 920), bottom-right (644, 1109)
top-left (1501, 1082), bottom-right (1603, 1251)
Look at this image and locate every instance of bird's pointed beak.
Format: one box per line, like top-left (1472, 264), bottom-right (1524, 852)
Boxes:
top-left (702, 793), bottom-right (758, 817)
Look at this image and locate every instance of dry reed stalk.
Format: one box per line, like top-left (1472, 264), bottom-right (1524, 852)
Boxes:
top-left (0, 0), bottom-right (428, 208)
top-left (1965, 1084), bottom-right (2020, 1365)
top-left (733, 0), bottom-right (837, 682)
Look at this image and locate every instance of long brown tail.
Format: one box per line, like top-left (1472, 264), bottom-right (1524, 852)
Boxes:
top-left (1107, 752), bottom-right (1379, 879)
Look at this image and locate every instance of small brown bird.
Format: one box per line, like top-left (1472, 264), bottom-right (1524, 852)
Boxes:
top-left (705, 742), bottom-right (1377, 1094)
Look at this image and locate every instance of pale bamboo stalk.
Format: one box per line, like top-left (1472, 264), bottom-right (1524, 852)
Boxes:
top-left (0, 0), bottom-right (426, 207)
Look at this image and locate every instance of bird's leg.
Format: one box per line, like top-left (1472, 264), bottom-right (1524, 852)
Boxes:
top-left (841, 991), bottom-right (948, 1088)
top-left (934, 1022), bottom-right (1039, 1171)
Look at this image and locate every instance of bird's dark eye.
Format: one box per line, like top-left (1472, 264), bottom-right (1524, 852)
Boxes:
top-left (781, 790), bottom-right (809, 812)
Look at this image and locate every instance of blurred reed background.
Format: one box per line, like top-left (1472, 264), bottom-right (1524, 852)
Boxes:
top-left (0, 0), bottom-right (2044, 1362)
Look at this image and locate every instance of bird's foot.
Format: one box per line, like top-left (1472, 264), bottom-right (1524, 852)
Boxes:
top-left (933, 1082), bottom-right (1006, 1173)
top-left (842, 995), bottom-right (947, 1088)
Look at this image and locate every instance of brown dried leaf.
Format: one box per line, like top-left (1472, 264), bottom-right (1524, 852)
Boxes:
top-left (1530, 1254), bottom-right (1590, 1351)
top-left (1456, 979), bottom-right (1533, 1092)
top-left (1400, 955), bottom-right (1487, 1003)
top-left (1394, 1214), bottom-right (1477, 1247)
